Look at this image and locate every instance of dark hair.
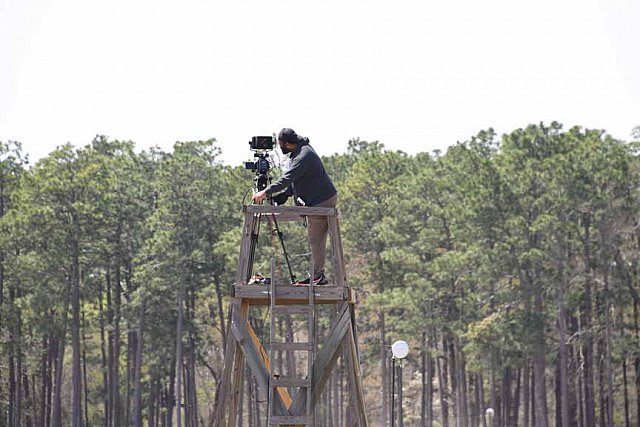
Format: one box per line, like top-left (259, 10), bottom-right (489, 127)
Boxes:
top-left (278, 128), bottom-right (297, 143)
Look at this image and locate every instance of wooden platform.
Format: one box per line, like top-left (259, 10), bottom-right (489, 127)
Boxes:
top-left (233, 284), bottom-right (357, 305)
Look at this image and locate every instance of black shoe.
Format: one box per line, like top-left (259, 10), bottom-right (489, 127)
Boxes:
top-left (295, 273), bottom-right (328, 286)
top-left (314, 273), bottom-right (328, 285)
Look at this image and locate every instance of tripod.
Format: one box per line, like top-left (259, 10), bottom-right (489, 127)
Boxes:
top-left (248, 174), bottom-right (297, 284)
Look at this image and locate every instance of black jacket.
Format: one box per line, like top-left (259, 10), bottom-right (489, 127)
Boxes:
top-left (265, 140), bottom-right (337, 206)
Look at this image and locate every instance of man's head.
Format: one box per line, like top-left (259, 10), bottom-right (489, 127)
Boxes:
top-left (278, 128), bottom-right (298, 155)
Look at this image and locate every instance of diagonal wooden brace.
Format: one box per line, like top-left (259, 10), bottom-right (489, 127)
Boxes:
top-left (229, 307), bottom-right (292, 416)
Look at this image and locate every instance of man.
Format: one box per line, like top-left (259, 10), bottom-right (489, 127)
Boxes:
top-left (252, 128), bottom-right (337, 285)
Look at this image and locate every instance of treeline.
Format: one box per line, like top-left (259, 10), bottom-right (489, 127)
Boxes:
top-left (1, 122), bottom-right (640, 426)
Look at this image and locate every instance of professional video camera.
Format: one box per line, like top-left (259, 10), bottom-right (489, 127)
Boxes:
top-left (243, 135), bottom-right (297, 283)
top-left (244, 136), bottom-right (275, 191)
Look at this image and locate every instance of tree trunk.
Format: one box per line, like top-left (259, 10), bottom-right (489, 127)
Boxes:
top-left (512, 368), bottom-right (521, 427)
top-left (421, 330), bottom-right (434, 427)
top-left (125, 265), bottom-right (135, 427)
top-left (51, 328), bottom-right (67, 427)
top-left (187, 290), bottom-right (199, 427)
top-left (603, 267), bottom-right (614, 427)
top-left (71, 236), bottom-right (83, 427)
top-left (503, 367), bottom-right (511, 427)
top-left (0, 174), bottom-right (5, 427)
top-left (437, 333), bottom-right (449, 427)
top-left (447, 335), bottom-right (458, 424)
top-left (111, 268), bottom-right (122, 427)
top-left (554, 356), bottom-right (562, 427)
top-left (132, 301), bottom-right (145, 427)
top-left (147, 376), bottom-right (158, 427)
top-left (557, 258), bottom-right (570, 427)
top-left (126, 323), bottom-right (134, 427)
top-left (568, 314), bottom-right (580, 427)
top-left (453, 336), bottom-right (468, 427)
top-left (15, 308), bottom-right (23, 427)
top-left (475, 374), bottom-right (485, 427)
top-left (598, 336), bottom-right (606, 427)
top-left (489, 352), bottom-right (497, 427)
top-left (8, 284), bottom-right (19, 427)
top-left (99, 279), bottom-right (110, 427)
top-left (532, 273), bottom-right (549, 427)
top-left (523, 360), bottom-right (530, 427)
top-left (635, 301), bottom-right (640, 427)
top-left (40, 336), bottom-right (50, 427)
top-left (623, 356), bottom-right (630, 427)
top-left (82, 311), bottom-right (90, 427)
top-left (581, 214), bottom-right (597, 427)
top-left (380, 312), bottom-right (388, 426)
top-left (168, 352), bottom-right (177, 427)
top-left (51, 282), bottom-right (70, 427)
top-left (0, 252), bottom-right (4, 426)
top-left (530, 368), bottom-right (536, 427)
top-left (175, 282), bottom-right (185, 427)
top-left (22, 368), bottom-right (32, 427)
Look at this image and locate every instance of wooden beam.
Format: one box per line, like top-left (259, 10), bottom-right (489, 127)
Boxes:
top-left (233, 284), bottom-right (348, 305)
top-left (244, 204), bottom-right (337, 221)
top-left (227, 300), bottom-right (250, 427)
top-left (346, 322), bottom-right (369, 426)
top-left (328, 215), bottom-right (348, 287)
top-left (235, 212), bottom-right (258, 286)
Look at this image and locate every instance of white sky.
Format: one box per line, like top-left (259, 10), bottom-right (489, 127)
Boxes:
top-left (1, 0), bottom-right (639, 166)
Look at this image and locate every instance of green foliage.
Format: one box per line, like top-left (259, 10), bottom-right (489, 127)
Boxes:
top-left (2, 123), bottom-right (640, 425)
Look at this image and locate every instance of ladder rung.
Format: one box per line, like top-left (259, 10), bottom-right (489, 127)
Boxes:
top-left (271, 342), bottom-right (314, 351)
top-left (271, 376), bottom-right (312, 387)
top-left (268, 415), bottom-right (312, 425)
top-left (272, 305), bottom-right (313, 315)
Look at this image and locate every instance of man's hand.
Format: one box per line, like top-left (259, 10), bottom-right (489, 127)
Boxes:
top-left (252, 190), bottom-right (268, 203)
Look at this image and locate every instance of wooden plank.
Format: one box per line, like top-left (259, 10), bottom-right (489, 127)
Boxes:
top-left (235, 212), bottom-right (258, 286)
top-left (244, 204), bottom-right (337, 219)
top-left (270, 342), bottom-right (314, 352)
top-left (271, 377), bottom-right (311, 388)
top-left (227, 300), bottom-right (250, 427)
top-left (233, 284), bottom-right (347, 303)
top-left (268, 415), bottom-right (312, 425)
top-left (213, 300), bottom-right (240, 427)
top-left (272, 305), bottom-right (314, 315)
top-left (346, 323), bottom-right (369, 426)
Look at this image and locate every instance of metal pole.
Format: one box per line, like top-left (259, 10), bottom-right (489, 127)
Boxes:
top-left (391, 357), bottom-right (396, 427)
top-left (399, 360), bottom-right (403, 427)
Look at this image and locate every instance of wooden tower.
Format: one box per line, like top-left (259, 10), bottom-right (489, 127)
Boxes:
top-left (214, 205), bottom-right (368, 426)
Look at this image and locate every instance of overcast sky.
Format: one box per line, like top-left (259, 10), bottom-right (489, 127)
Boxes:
top-left (2, 0), bottom-right (639, 166)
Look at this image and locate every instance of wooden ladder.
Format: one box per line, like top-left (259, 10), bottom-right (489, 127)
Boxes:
top-left (267, 257), bottom-right (316, 426)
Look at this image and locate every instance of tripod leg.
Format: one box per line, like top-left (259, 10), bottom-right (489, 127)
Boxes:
top-left (270, 214), bottom-right (296, 283)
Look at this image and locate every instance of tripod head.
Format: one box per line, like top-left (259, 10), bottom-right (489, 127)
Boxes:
top-left (246, 152), bottom-right (271, 191)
